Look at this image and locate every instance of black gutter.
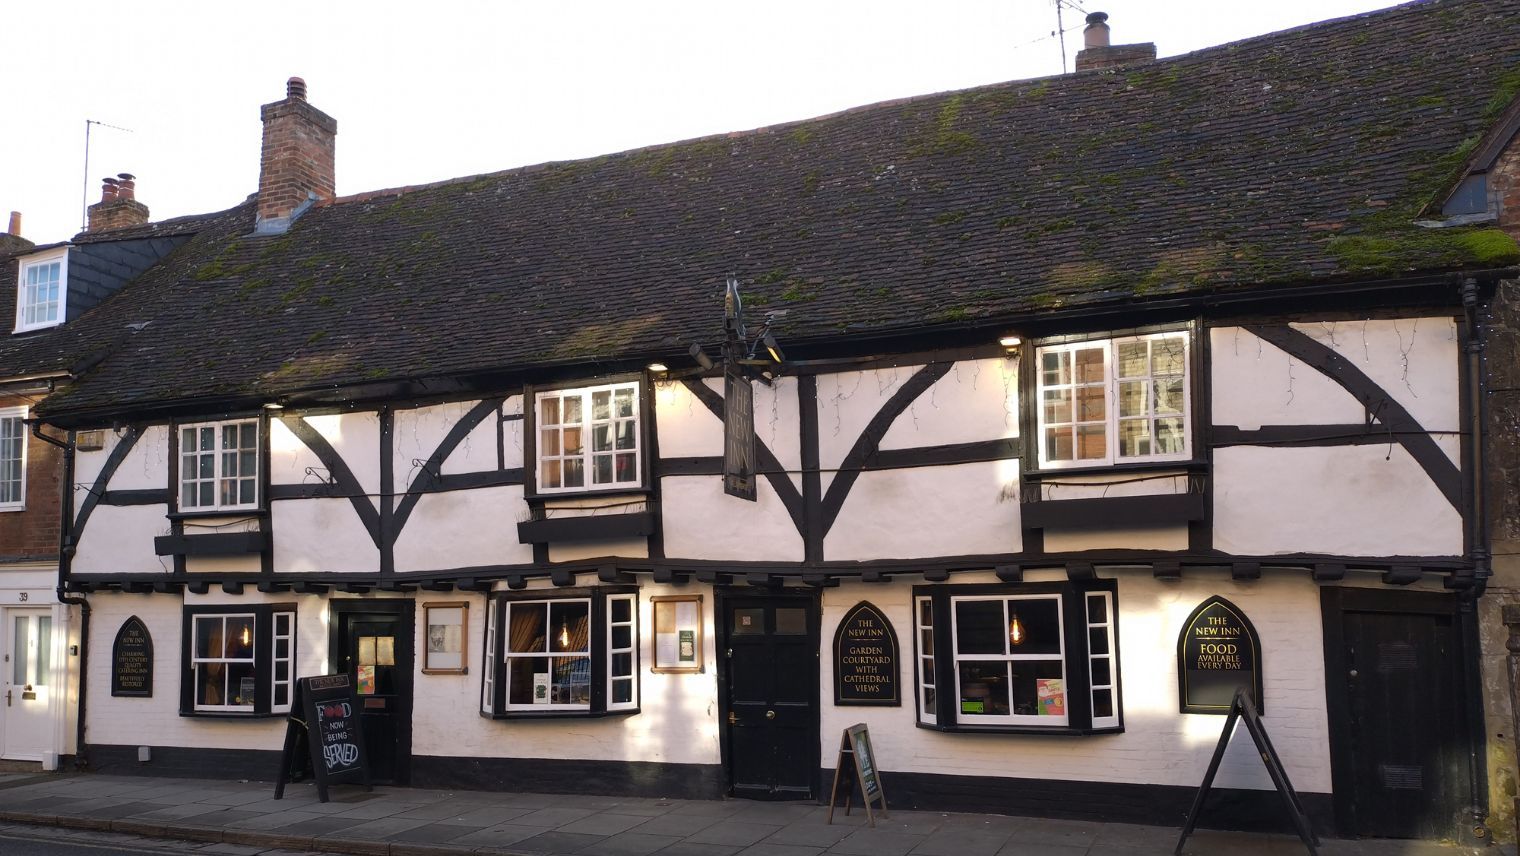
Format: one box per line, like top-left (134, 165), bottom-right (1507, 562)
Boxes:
top-left (29, 421), bottom-right (88, 771)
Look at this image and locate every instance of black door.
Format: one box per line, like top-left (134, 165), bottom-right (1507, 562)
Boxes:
top-left (719, 592), bottom-right (819, 800)
top-left (1322, 589), bottom-right (1474, 839)
top-left (331, 601), bottom-right (414, 785)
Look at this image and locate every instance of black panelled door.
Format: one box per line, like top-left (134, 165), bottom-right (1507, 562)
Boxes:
top-left (332, 603), bottom-right (414, 785)
top-left (1324, 590), bottom-right (1472, 840)
top-left (721, 593), bottom-right (819, 800)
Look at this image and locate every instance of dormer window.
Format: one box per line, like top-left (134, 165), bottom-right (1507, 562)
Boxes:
top-left (14, 248), bottom-right (67, 333)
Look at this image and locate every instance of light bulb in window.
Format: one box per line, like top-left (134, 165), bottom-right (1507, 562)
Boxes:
top-left (559, 620), bottom-right (569, 649)
top-left (241, 626), bottom-right (251, 647)
top-left (1009, 614), bottom-right (1025, 646)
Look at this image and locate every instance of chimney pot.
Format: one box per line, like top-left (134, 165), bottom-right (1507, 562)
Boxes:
top-left (1084, 11), bottom-right (1111, 49)
top-left (7, 212), bottom-right (20, 237)
top-left (287, 77), bottom-right (307, 101)
top-left (88, 175), bottom-right (149, 232)
top-left (101, 177), bottom-right (119, 202)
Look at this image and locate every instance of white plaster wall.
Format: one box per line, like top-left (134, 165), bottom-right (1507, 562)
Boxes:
top-left (820, 572), bottom-right (1332, 793)
top-left (272, 498), bottom-right (379, 573)
top-left (73, 425), bottom-right (170, 493)
top-left (660, 477), bottom-right (803, 562)
top-left (412, 582), bottom-right (721, 765)
top-left (84, 591), bottom-right (329, 751)
top-left (825, 463), bottom-right (1020, 560)
top-left (1043, 525), bottom-right (1190, 553)
top-left (393, 400), bottom-right (501, 481)
top-left (503, 396), bottom-right (524, 471)
top-left (1213, 444), bottom-right (1463, 556)
top-left (548, 538), bottom-right (649, 563)
top-left (878, 358), bottom-right (1019, 450)
top-left (653, 380), bottom-right (724, 459)
top-left (1211, 320), bottom-right (1460, 435)
top-left (394, 486), bottom-right (532, 572)
top-left (275, 413), bottom-right (382, 497)
top-left (72, 506), bottom-right (172, 574)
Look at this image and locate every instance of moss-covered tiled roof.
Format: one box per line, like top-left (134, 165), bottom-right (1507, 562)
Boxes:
top-left (28, 0), bottom-right (1520, 418)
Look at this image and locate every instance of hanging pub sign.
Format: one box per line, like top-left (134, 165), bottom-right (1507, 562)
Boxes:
top-left (274, 674), bottom-right (372, 803)
top-left (111, 616), bottom-right (153, 698)
top-left (723, 362), bottom-right (757, 501)
top-left (1177, 596), bottom-right (1263, 715)
top-left (833, 602), bottom-right (900, 706)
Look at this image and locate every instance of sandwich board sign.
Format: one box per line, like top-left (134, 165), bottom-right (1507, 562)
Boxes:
top-left (273, 674), bottom-right (372, 803)
top-left (826, 723), bottom-right (888, 826)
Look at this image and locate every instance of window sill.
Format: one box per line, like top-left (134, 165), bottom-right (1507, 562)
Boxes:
top-left (517, 510), bottom-right (656, 544)
top-left (178, 710), bottom-right (288, 720)
top-left (915, 721), bottom-right (1124, 737)
top-left (524, 486), bottom-right (651, 503)
top-left (1025, 459), bottom-right (1205, 479)
top-left (166, 508), bottom-right (266, 521)
top-left (487, 707), bottom-right (640, 721)
top-left (0, 504), bottom-right (25, 513)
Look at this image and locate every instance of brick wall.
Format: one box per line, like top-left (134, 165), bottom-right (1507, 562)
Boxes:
top-left (257, 81), bottom-right (337, 227)
top-left (0, 395), bottom-right (61, 559)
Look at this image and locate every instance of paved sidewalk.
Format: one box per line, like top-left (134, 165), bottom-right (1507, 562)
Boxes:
top-left (0, 772), bottom-right (1501, 856)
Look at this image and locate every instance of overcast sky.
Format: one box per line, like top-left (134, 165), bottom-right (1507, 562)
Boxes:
top-left (3, 0), bottom-right (1399, 245)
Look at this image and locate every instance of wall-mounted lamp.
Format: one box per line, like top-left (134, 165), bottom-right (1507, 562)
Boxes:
top-left (646, 362), bottom-right (669, 374)
top-left (999, 336), bottom-right (1022, 349)
top-left (262, 402), bottom-right (285, 411)
top-left (762, 332), bottom-right (785, 364)
top-left (689, 343), bottom-right (715, 371)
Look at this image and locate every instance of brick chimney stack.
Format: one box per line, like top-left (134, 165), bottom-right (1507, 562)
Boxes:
top-left (0, 211), bottom-right (33, 257)
top-left (256, 76), bottom-right (337, 234)
top-left (1075, 12), bottom-right (1156, 72)
top-left (87, 173), bottom-right (151, 232)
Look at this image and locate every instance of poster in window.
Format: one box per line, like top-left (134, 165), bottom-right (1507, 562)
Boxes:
top-left (1036, 678), bottom-right (1065, 716)
top-left (532, 672), bottom-right (550, 704)
top-left (422, 603), bottom-right (468, 674)
top-left (652, 595), bottom-right (703, 673)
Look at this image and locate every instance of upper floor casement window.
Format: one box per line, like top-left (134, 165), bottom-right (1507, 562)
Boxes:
top-left (14, 249), bottom-right (67, 333)
top-left (481, 587), bottom-right (639, 719)
top-left (1036, 332), bottom-right (1191, 469)
top-left (179, 604), bottom-right (296, 717)
top-left (533, 381), bottom-right (643, 494)
top-left (914, 581), bottom-right (1121, 734)
top-left (0, 406), bottom-right (25, 511)
top-left (178, 419), bottom-right (260, 512)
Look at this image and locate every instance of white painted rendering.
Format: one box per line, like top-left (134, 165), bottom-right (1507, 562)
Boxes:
top-left (660, 476), bottom-right (803, 562)
top-left (184, 556), bottom-right (262, 574)
top-left (392, 400), bottom-right (501, 480)
top-left (502, 396), bottom-right (524, 471)
top-left (824, 463), bottom-right (1019, 561)
top-left (84, 591), bottom-right (329, 752)
top-left (73, 425), bottom-right (169, 492)
top-left (1213, 444), bottom-right (1463, 556)
top-left (282, 413), bottom-right (383, 497)
top-left (272, 498), bottom-right (378, 573)
top-left (652, 380), bottom-right (723, 459)
top-left (1210, 327), bottom-right (1366, 429)
top-left (877, 358), bottom-right (1019, 451)
top-left (548, 538), bottom-right (650, 563)
top-left (1288, 318), bottom-right (1460, 432)
top-left (1042, 525), bottom-right (1191, 553)
top-left (819, 572), bottom-right (1332, 794)
top-left (411, 582), bottom-right (720, 766)
top-left (71, 505), bottom-right (173, 575)
top-left (395, 486), bottom-right (533, 572)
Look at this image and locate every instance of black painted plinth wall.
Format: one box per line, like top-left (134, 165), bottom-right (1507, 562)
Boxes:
top-left (410, 756), bottom-right (726, 801)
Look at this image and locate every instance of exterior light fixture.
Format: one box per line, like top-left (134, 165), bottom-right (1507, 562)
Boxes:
top-left (762, 332), bottom-right (785, 364)
top-left (1008, 613), bottom-right (1025, 646)
top-left (689, 343), bottom-right (715, 371)
top-left (999, 336), bottom-right (1022, 349)
top-left (263, 402), bottom-right (285, 411)
top-left (647, 362), bottom-right (669, 374)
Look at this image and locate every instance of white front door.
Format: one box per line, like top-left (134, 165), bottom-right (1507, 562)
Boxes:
top-left (2, 608), bottom-right (55, 760)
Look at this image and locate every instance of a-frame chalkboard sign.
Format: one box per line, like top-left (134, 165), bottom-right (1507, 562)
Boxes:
top-left (1174, 688), bottom-right (1318, 855)
top-left (274, 674), bottom-right (372, 803)
top-left (826, 723), bottom-right (888, 827)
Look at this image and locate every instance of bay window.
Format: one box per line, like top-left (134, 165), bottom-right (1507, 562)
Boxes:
top-left (483, 588), bottom-right (638, 718)
top-left (1036, 332), bottom-right (1190, 468)
top-left (533, 381), bottom-right (643, 493)
top-left (180, 605), bottom-right (296, 717)
top-left (914, 581), bottom-right (1121, 733)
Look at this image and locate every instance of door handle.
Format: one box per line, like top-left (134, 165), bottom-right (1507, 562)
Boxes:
top-left (4, 690), bottom-right (10, 707)
top-left (766, 710), bottom-right (776, 720)
top-left (727, 710), bottom-right (738, 725)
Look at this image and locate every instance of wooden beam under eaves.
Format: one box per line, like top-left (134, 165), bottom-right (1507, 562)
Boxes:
top-left (185, 580), bottom-right (211, 595)
top-left (695, 571), bottom-right (733, 585)
top-left (652, 568), bottom-right (689, 586)
top-left (550, 569), bottom-right (577, 587)
top-left (378, 580), bottom-right (417, 592)
top-left (1231, 562), bottom-right (1262, 581)
top-left (598, 566), bottom-right (635, 584)
top-left (1313, 563), bottom-right (1347, 581)
top-left (339, 582), bottom-right (373, 593)
top-left (1153, 561), bottom-right (1182, 581)
top-left (923, 569), bottom-right (951, 582)
top-left (221, 581), bottom-right (244, 595)
top-left (995, 565), bottom-right (1023, 583)
top-left (860, 570), bottom-right (890, 583)
top-left (293, 581), bottom-right (330, 594)
top-left (1066, 562), bottom-right (1096, 581)
top-left (506, 575), bottom-right (527, 590)
top-left (1382, 565), bottom-right (1422, 585)
top-left (802, 572), bottom-right (838, 588)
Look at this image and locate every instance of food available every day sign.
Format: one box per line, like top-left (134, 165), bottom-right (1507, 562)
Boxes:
top-left (833, 602), bottom-right (900, 706)
top-left (1177, 596), bottom-right (1263, 714)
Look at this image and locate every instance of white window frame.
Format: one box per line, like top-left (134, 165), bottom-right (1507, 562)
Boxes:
top-left (915, 595), bottom-right (936, 726)
top-left (534, 381), bottom-right (643, 494)
top-left (1085, 591), bottom-right (1119, 730)
top-left (1035, 331), bottom-right (1191, 469)
top-left (178, 419), bottom-right (261, 512)
top-left (0, 406), bottom-right (26, 511)
top-left (270, 611), bottom-right (295, 714)
top-left (482, 600), bottom-right (498, 715)
top-left (190, 613), bottom-right (258, 713)
top-left (606, 593), bottom-right (637, 712)
top-left (14, 248), bottom-right (67, 333)
top-left (949, 593), bottom-right (1069, 727)
top-left (503, 598), bottom-right (594, 712)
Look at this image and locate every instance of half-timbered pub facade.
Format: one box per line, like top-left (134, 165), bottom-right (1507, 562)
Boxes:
top-left (8, 0), bottom-right (1520, 844)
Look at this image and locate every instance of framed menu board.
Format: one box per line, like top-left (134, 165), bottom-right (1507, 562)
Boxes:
top-left (422, 602), bottom-right (468, 674)
top-left (652, 595), bottom-right (702, 673)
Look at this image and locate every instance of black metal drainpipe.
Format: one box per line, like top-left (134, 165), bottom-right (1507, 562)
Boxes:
top-left (29, 421), bottom-right (88, 771)
top-left (1460, 276), bottom-right (1492, 841)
